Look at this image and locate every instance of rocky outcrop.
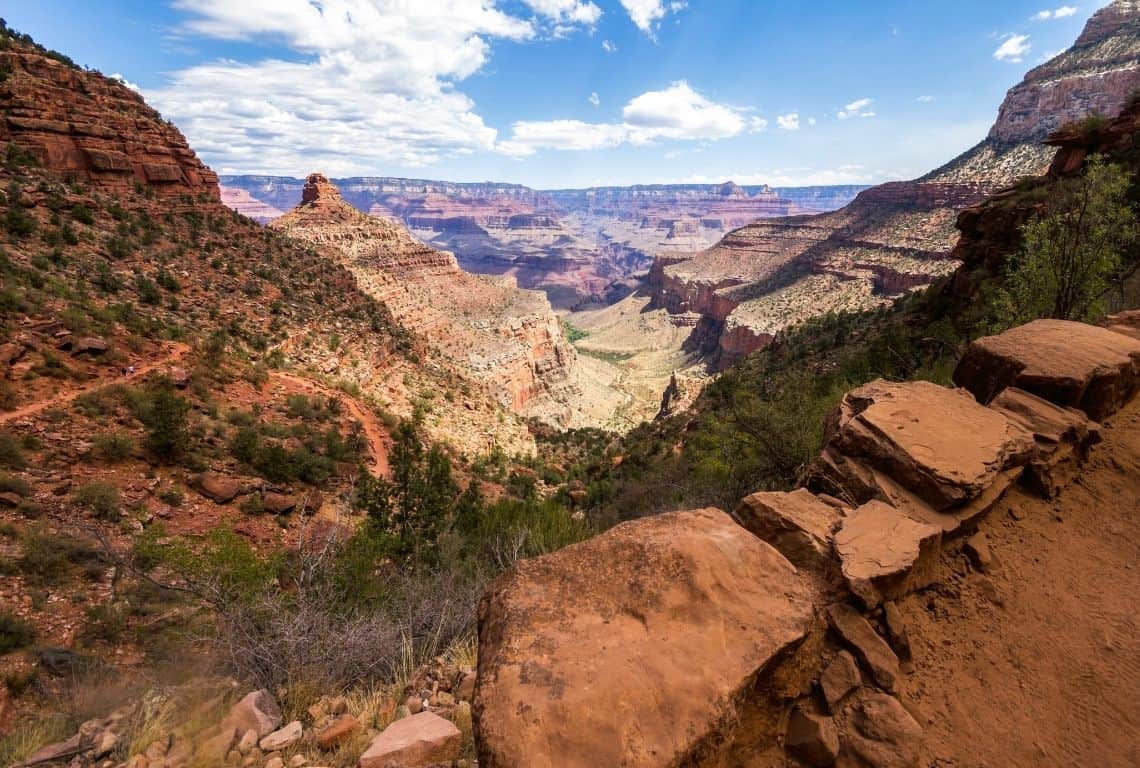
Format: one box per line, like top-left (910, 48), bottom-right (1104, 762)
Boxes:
top-left (647, 2), bottom-right (1140, 367)
top-left (954, 319), bottom-right (1140, 420)
top-left (219, 186), bottom-right (284, 223)
top-left (474, 507), bottom-right (816, 768)
top-left (0, 39), bottom-right (218, 198)
top-left (272, 174), bottom-right (597, 428)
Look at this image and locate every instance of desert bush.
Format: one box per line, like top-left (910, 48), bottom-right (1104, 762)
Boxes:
top-left (18, 528), bottom-right (105, 586)
top-left (132, 382), bottom-right (190, 462)
top-left (0, 472), bottom-right (30, 496)
top-left (74, 480), bottom-right (121, 520)
top-left (0, 609), bottom-right (35, 653)
top-left (93, 432), bottom-right (134, 462)
top-left (998, 156), bottom-right (1137, 322)
top-left (0, 431), bottom-right (25, 469)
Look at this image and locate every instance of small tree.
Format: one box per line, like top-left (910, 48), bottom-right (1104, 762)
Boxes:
top-left (1001, 156), bottom-right (1137, 323)
top-left (138, 381), bottom-right (190, 462)
top-left (356, 421), bottom-right (457, 568)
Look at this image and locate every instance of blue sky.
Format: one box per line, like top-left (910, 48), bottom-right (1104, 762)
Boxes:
top-left (5, 1), bottom-right (1109, 188)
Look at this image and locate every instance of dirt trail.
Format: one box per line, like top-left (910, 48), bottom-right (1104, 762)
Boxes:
top-left (895, 396), bottom-right (1140, 767)
top-left (270, 371), bottom-right (390, 477)
top-left (0, 342), bottom-right (190, 426)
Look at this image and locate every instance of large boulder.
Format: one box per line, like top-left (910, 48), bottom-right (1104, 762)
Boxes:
top-left (734, 488), bottom-right (843, 571)
top-left (816, 380), bottom-right (1034, 512)
top-left (475, 508), bottom-right (816, 768)
top-left (834, 501), bottom-right (942, 607)
top-left (358, 711), bottom-right (460, 768)
top-left (953, 319), bottom-right (1140, 420)
top-left (988, 387), bottom-right (1102, 498)
top-left (220, 689), bottom-right (282, 738)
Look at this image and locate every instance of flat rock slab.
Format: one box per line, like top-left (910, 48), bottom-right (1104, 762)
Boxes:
top-left (475, 507), bottom-right (815, 768)
top-left (827, 604), bottom-right (900, 691)
top-left (834, 501), bottom-right (942, 608)
top-left (734, 488), bottom-right (843, 571)
top-left (954, 319), bottom-right (1140, 420)
top-left (359, 711), bottom-right (459, 768)
top-left (820, 379), bottom-right (1034, 511)
top-left (989, 387), bottom-right (1102, 498)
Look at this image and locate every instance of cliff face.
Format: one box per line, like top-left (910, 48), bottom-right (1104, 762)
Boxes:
top-left (649, 0), bottom-right (1140, 366)
top-left (272, 174), bottom-right (593, 426)
top-left (0, 41), bottom-right (218, 198)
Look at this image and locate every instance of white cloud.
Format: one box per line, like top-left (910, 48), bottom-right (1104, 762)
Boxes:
top-left (994, 34), bottom-right (1031, 62)
top-left (110, 73), bottom-right (141, 92)
top-left (808, 117), bottom-right (817, 127)
top-left (618, 0), bottom-right (685, 37)
top-left (149, 0), bottom-right (591, 174)
top-left (589, 91), bottom-right (600, 107)
top-left (498, 120), bottom-right (628, 156)
top-left (917, 95), bottom-right (936, 103)
top-left (777, 112), bottom-right (800, 131)
top-left (682, 164), bottom-right (901, 187)
top-left (1032, 6), bottom-right (1078, 20)
top-left (602, 39), bottom-right (617, 52)
top-left (837, 97), bottom-right (875, 120)
top-left (521, 0), bottom-right (602, 26)
top-left (498, 80), bottom-right (762, 155)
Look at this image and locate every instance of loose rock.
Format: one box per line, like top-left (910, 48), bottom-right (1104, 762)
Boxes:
top-left (834, 501), bottom-right (942, 607)
top-left (734, 488), bottom-right (843, 571)
top-left (785, 706), bottom-right (840, 766)
top-left (827, 604), bottom-right (900, 691)
top-left (358, 712), bottom-right (460, 768)
top-left (820, 651), bottom-right (861, 713)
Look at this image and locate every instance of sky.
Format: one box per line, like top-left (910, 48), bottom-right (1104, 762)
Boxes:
top-left (4, 1), bottom-right (1112, 189)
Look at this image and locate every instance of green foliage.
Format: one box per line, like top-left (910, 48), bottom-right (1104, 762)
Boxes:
top-left (0, 472), bottom-right (30, 497)
top-left (999, 157), bottom-right (1137, 323)
top-left (0, 431), bottom-right (26, 469)
top-left (92, 432), bottom-right (134, 462)
top-left (73, 480), bottom-right (121, 521)
top-left (561, 320), bottom-right (589, 343)
top-left (0, 610), bottom-right (35, 654)
top-left (135, 273), bottom-right (161, 305)
top-left (16, 528), bottom-right (105, 586)
top-left (133, 382), bottom-right (190, 463)
top-left (356, 421), bottom-right (457, 568)
top-left (70, 203), bottom-right (94, 225)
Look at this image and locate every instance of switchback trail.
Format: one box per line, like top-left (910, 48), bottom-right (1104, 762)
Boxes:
top-left (0, 342), bottom-right (190, 426)
top-left (270, 371), bottom-right (391, 477)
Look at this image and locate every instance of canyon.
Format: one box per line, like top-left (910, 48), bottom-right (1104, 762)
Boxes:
top-left (270, 173), bottom-right (626, 435)
top-left (642, 0), bottom-right (1140, 366)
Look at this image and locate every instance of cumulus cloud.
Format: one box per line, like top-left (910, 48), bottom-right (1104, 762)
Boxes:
top-left (602, 39), bottom-right (617, 52)
top-left (498, 81), bottom-right (761, 155)
top-left (110, 73), bottom-right (141, 92)
top-left (916, 94), bottom-right (936, 103)
top-left (589, 91), bottom-right (600, 107)
top-left (682, 164), bottom-right (899, 187)
top-left (149, 0), bottom-right (607, 174)
top-left (619, 0), bottom-right (685, 37)
top-left (1032, 6), bottom-right (1078, 20)
top-left (776, 112), bottom-right (800, 131)
top-left (994, 34), bottom-right (1031, 62)
top-left (837, 97), bottom-right (875, 120)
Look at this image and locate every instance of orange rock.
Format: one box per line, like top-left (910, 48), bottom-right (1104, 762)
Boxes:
top-left (358, 712), bottom-right (459, 768)
top-left (475, 507), bottom-right (815, 768)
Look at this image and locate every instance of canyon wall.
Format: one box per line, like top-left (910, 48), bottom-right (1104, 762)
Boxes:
top-left (648, 0), bottom-right (1140, 366)
top-left (271, 174), bottom-right (600, 428)
top-left (0, 45), bottom-right (217, 199)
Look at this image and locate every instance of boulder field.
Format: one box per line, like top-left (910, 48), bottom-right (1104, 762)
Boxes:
top-left (473, 318), bottom-right (1140, 767)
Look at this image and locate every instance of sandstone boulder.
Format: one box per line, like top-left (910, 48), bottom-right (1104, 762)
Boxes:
top-left (834, 501), bottom-right (942, 607)
top-left (845, 693), bottom-right (924, 768)
top-left (475, 508), bottom-right (816, 768)
top-left (820, 651), bottom-right (861, 713)
top-left (315, 714), bottom-right (359, 750)
top-left (259, 720), bottom-right (302, 752)
top-left (953, 319), bottom-right (1140, 420)
top-left (358, 711), bottom-right (460, 768)
top-left (194, 473), bottom-right (248, 504)
top-left (734, 488), bottom-right (842, 571)
top-left (989, 387), bottom-right (1101, 498)
top-left (817, 380), bottom-right (1034, 512)
top-left (221, 689), bottom-right (282, 739)
top-left (827, 604), bottom-right (900, 691)
top-left (71, 336), bottom-right (109, 356)
top-left (785, 707), bottom-right (840, 767)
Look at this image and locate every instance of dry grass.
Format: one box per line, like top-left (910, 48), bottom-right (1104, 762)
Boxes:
top-left (0, 713), bottom-right (72, 765)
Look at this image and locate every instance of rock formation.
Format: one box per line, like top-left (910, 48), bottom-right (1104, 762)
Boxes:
top-left (271, 173), bottom-right (607, 431)
top-left (474, 314), bottom-right (1140, 766)
top-left (0, 41), bottom-right (218, 198)
top-left (647, 0), bottom-right (1140, 365)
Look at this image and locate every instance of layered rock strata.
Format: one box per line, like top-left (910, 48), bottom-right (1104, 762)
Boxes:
top-left (271, 174), bottom-right (592, 428)
top-left (0, 44), bottom-right (218, 198)
top-left (648, 1), bottom-right (1140, 365)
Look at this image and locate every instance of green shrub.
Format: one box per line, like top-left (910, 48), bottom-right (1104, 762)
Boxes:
top-left (0, 472), bottom-right (30, 497)
top-left (0, 431), bottom-right (25, 469)
top-left (133, 383), bottom-right (190, 462)
top-left (74, 480), bottom-right (120, 520)
top-left (16, 528), bottom-right (103, 585)
top-left (0, 610), bottom-right (35, 653)
top-left (92, 432), bottom-right (133, 462)
top-left (158, 487), bottom-right (184, 507)
top-left (70, 203), bottom-right (94, 225)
